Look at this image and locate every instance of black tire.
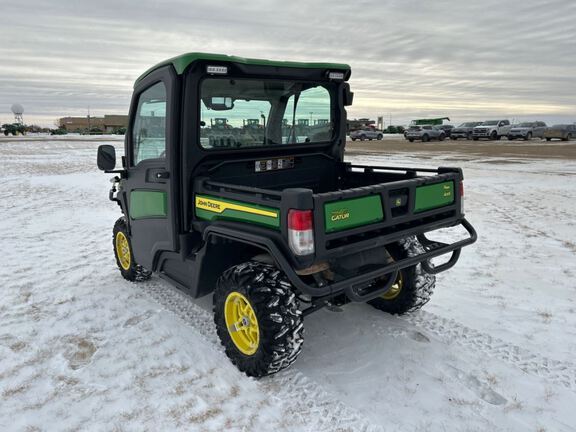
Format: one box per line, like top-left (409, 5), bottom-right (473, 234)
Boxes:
top-left (490, 131), bottom-right (497, 140)
top-left (438, 133), bottom-right (446, 141)
top-left (473, 137), bottom-right (479, 141)
top-left (368, 237), bottom-right (436, 315)
top-left (408, 138), bottom-right (414, 142)
top-left (377, 134), bottom-right (383, 140)
top-left (450, 136), bottom-right (457, 140)
top-left (422, 134), bottom-right (430, 142)
top-left (524, 132), bottom-right (532, 141)
top-left (546, 137), bottom-right (552, 141)
top-left (351, 137), bottom-right (356, 141)
top-left (214, 262), bottom-right (304, 377)
top-left (467, 132), bottom-right (473, 140)
top-left (507, 136), bottom-right (514, 140)
top-left (112, 217), bottom-right (152, 282)
top-left (565, 133), bottom-right (573, 141)
top-left (360, 134), bottom-right (366, 141)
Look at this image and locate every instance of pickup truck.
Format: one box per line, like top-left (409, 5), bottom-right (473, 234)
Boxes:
top-left (349, 128), bottom-right (384, 141)
top-left (97, 53), bottom-right (477, 377)
top-left (404, 125), bottom-right (446, 142)
top-left (472, 120), bottom-right (511, 140)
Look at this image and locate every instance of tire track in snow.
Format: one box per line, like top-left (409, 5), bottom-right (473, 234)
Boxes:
top-left (141, 280), bottom-right (384, 432)
top-left (405, 310), bottom-right (576, 392)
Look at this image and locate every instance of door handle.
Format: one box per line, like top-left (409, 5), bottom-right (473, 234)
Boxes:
top-left (155, 171), bottom-right (170, 179)
top-left (147, 169), bottom-right (170, 183)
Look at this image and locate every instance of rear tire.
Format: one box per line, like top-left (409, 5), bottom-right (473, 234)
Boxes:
top-left (546, 137), bottom-right (552, 141)
top-left (368, 237), bottom-right (436, 315)
top-left (490, 131), bottom-right (497, 140)
top-left (422, 134), bottom-right (430, 142)
top-left (524, 132), bottom-right (532, 141)
top-left (214, 262), bottom-right (304, 377)
top-left (473, 137), bottom-right (479, 141)
top-left (377, 134), bottom-right (383, 140)
top-left (360, 135), bottom-right (366, 141)
top-left (438, 133), bottom-right (446, 141)
top-left (408, 138), bottom-right (414, 142)
top-left (112, 217), bottom-right (152, 282)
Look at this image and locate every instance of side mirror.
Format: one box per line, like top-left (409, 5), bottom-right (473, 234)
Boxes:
top-left (97, 144), bottom-right (116, 171)
top-left (343, 83), bottom-right (354, 106)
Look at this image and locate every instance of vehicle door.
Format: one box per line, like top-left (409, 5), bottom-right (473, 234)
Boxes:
top-left (123, 67), bottom-right (177, 271)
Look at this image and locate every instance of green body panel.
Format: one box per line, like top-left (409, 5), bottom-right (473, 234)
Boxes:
top-left (195, 194), bottom-right (280, 229)
top-left (324, 195), bottom-right (384, 233)
top-left (129, 190), bottom-right (167, 219)
top-left (135, 52), bottom-right (351, 86)
top-left (414, 181), bottom-right (455, 213)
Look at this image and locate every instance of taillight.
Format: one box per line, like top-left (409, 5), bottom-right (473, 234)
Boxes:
top-left (460, 181), bottom-right (465, 215)
top-left (288, 209), bottom-right (315, 255)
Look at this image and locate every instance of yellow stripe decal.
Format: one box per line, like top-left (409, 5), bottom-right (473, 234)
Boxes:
top-left (195, 196), bottom-right (278, 218)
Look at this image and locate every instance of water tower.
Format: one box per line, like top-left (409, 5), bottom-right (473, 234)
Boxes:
top-left (11, 103), bottom-right (24, 124)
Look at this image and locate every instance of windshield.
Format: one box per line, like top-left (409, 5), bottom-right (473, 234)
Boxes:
top-left (200, 78), bottom-right (333, 149)
top-left (459, 122), bottom-right (478, 127)
top-left (482, 120), bottom-right (499, 126)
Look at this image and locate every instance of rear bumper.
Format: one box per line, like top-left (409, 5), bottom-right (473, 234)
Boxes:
top-left (203, 218), bottom-right (477, 302)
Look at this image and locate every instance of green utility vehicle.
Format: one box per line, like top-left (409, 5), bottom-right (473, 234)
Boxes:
top-left (97, 53), bottom-right (477, 377)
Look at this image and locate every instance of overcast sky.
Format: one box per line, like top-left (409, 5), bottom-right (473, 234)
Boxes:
top-left (1, 0), bottom-right (575, 127)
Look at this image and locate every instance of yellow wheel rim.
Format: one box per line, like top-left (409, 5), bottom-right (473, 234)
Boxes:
top-left (382, 272), bottom-right (403, 300)
top-left (115, 231), bottom-right (131, 271)
top-left (224, 292), bottom-right (259, 356)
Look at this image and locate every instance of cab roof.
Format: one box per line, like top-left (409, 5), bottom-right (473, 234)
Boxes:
top-left (134, 52), bottom-right (351, 87)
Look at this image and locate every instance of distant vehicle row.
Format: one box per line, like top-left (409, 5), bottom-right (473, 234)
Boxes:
top-left (404, 120), bottom-right (576, 142)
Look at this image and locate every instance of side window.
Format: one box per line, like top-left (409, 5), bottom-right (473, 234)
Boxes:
top-left (132, 82), bottom-right (167, 165)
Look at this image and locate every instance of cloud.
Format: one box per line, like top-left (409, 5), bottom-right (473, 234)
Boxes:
top-left (1, 0), bottom-right (574, 126)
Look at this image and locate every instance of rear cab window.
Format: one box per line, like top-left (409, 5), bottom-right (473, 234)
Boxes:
top-left (199, 78), bottom-right (333, 149)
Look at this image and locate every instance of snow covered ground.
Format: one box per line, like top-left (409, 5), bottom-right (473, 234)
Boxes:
top-left (1, 137), bottom-right (576, 431)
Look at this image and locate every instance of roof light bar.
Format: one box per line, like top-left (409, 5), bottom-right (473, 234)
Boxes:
top-left (328, 71), bottom-right (345, 80)
top-left (207, 65), bottom-right (228, 75)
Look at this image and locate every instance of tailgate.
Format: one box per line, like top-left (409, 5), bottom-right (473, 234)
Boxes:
top-left (314, 165), bottom-right (462, 259)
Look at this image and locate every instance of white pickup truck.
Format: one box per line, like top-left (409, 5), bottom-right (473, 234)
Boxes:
top-left (472, 120), bottom-right (511, 140)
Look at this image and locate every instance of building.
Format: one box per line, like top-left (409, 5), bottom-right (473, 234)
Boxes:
top-left (59, 114), bottom-right (128, 133)
top-left (347, 118), bottom-right (375, 132)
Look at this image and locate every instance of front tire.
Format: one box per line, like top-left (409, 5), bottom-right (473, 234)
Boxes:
top-left (113, 217), bottom-right (152, 282)
top-left (422, 134), bottom-right (430, 142)
top-left (368, 237), bottom-right (436, 315)
top-left (214, 262), bottom-right (304, 377)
